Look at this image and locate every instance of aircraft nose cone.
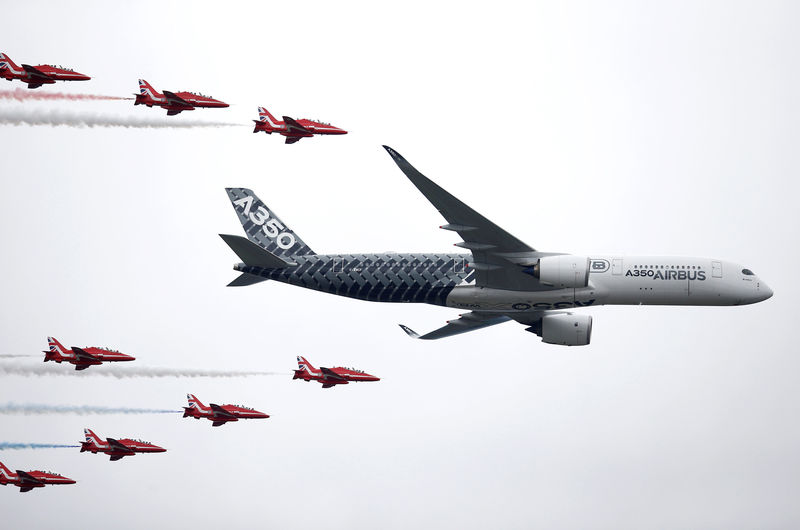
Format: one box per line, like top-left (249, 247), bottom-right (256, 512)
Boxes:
top-left (759, 282), bottom-right (773, 301)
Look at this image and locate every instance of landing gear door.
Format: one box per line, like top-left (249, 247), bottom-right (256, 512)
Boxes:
top-left (712, 261), bottom-right (723, 278)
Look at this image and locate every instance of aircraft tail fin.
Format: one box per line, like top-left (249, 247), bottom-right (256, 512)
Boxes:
top-left (186, 394), bottom-right (204, 410)
top-left (137, 79), bottom-right (160, 101)
top-left (0, 461), bottom-right (14, 480)
top-left (45, 337), bottom-right (67, 361)
top-left (224, 188), bottom-right (315, 258)
top-left (0, 52), bottom-right (20, 72)
top-left (257, 106), bottom-right (282, 127)
top-left (83, 428), bottom-right (102, 448)
top-left (297, 356), bottom-right (316, 373)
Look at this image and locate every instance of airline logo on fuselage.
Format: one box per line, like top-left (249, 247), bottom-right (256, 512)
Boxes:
top-left (625, 269), bottom-right (706, 281)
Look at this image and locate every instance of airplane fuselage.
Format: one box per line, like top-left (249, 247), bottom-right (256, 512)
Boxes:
top-left (233, 253), bottom-right (770, 312)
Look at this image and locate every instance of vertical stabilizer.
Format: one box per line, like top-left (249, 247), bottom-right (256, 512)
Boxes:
top-left (225, 188), bottom-right (315, 258)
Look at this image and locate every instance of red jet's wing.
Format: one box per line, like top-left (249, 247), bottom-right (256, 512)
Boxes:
top-left (282, 116), bottom-right (310, 135)
top-left (319, 367), bottom-right (348, 383)
top-left (285, 136), bottom-right (304, 144)
top-left (106, 438), bottom-right (134, 454)
top-left (162, 90), bottom-right (194, 110)
top-left (21, 64), bottom-right (53, 83)
top-left (71, 347), bottom-right (101, 364)
top-left (209, 404), bottom-right (238, 420)
top-left (15, 470), bottom-right (43, 486)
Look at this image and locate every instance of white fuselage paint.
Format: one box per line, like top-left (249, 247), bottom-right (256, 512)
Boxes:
top-left (446, 256), bottom-right (772, 312)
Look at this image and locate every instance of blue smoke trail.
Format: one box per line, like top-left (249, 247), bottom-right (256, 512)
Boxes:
top-left (0, 442), bottom-right (80, 450)
top-left (0, 403), bottom-right (181, 415)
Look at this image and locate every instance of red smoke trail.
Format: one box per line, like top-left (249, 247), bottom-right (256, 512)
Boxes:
top-left (0, 88), bottom-right (132, 102)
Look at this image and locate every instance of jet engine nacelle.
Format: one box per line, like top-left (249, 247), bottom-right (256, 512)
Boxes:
top-left (530, 255), bottom-right (590, 288)
top-left (531, 313), bottom-right (593, 346)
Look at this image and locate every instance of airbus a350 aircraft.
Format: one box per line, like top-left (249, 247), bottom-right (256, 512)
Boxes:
top-left (220, 146), bottom-right (772, 345)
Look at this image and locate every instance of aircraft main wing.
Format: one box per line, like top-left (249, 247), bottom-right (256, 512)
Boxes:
top-left (106, 438), bottom-right (134, 453)
top-left (319, 367), bottom-right (347, 382)
top-left (285, 136), bottom-right (303, 144)
top-left (383, 146), bottom-right (552, 291)
top-left (399, 311), bottom-right (514, 340)
top-left (71, 347), bottom-right (100, 363)
top-left (15, 470), bottom-right (43, 486)
top-left (21, 64), bottom-right (53, 82)
top-left (162, 90), bottom-right (194, 109)
top-left (209, 404), bottom-right (238, 420)
top-left (282, 116), bottom-right (311, 135)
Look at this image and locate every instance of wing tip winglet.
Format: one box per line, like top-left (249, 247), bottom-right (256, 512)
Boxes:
top-left (398, 324), bottom-right (420, 339)
top-left (382, 145), bottom-right (404, 161)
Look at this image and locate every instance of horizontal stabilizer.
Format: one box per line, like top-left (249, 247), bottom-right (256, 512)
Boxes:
top-left (227, 273), bottom-right (269, 287)
top-left (219, 234), bottom-right (295, 268)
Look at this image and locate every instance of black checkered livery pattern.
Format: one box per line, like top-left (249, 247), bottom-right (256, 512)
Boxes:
top-left (226, 187), bottom-right (314, 258)
top-left (236, 253), bottom-right (475, 305)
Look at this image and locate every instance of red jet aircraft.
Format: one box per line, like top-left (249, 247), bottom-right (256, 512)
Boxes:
top-left (81, 428), bottom-right (165, 461)
top-left (0, 52), bottom-right (90, 89)
top-left (293, 356), bottom-right (380, 388)
top-left (43, 337), bottom-right (135, 371)
top-left (183, 394), bottom-right (270, 427)
top-left (134, 79), bottom-right (229, 116)
top-left (0, 461), bottom-right (76, 493)
top-left (253, 107), bottom-right (347, 144)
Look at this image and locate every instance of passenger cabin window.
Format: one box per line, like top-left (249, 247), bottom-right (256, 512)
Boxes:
top-left (742, 269), bottom-right (755, 276)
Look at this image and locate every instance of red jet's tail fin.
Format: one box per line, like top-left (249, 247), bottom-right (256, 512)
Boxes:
top-left (186, 394), bottom-right (205, 410)
top-left (137, 79), bottom-right (161, 101)
top-left (0, 461), bottom-right (15, 481)
top-left (83, 428), bottom-right (102, 448)
top-left (296, 356), bottom-right (317, 374)
top-left (257, 107), bottom-right (283, 128)
top-left (0, 52), bottom-right (20, 72)
top-left (48, 336), bottom-right (67, 354)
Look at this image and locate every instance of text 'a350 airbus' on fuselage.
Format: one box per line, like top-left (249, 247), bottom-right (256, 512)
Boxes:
top-left (219, 147), bottom-right (772, 346)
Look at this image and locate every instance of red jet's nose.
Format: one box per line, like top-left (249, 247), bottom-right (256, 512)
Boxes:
top-left (73, 72), bottom-right (91, 81)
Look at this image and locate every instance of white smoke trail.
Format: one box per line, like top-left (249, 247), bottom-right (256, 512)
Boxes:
top-left (0, 442), bottom-right (80, 450)
top-left (0, 403), bottom-right (180, 415)
top-left (0, 108), bottom-right (242, 128)
top-left (0, 361), bottom-right (288, 378)
top-left (0, 88), bottom-right (132, 101)
top-left (0, 354), bottom-right (37, 358)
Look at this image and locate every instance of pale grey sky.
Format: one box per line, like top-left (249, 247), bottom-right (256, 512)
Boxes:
top-left (1, 1), bottom-right (798, 528)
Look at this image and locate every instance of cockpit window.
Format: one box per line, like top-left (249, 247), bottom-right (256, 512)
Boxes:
top-left (742, 269), bottom-right (755, 276)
